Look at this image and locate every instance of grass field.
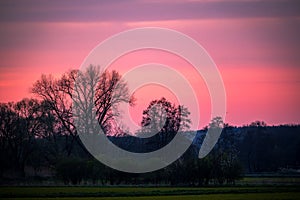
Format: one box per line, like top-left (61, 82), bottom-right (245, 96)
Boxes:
top-left (0, 186), bottom-right (300, 200)
top-left (1, 193), bottom-right (300, 200)
top-left (237, 177), bottom-right (300, 185)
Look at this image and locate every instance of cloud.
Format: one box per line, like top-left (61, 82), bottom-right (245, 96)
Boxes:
top-left (0, 0), bottom-right (299, 22)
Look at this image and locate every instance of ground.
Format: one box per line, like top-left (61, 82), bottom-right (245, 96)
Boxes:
top-left (0, 185), bottom-right (300, 200)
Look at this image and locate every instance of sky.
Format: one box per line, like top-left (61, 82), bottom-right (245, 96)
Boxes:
top-left (0, 0), bottom-right (299, 128)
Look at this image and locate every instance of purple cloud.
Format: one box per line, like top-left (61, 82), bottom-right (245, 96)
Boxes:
top-left (0, 0), bottom-right (299, 22)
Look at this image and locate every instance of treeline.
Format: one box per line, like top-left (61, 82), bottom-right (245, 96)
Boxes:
top-left (51, 123), bottom-right (300, 185)
top-left (0, 97), bottom-right (299, 185)
top-left (237, 124), bottom-right (300, 173)
top-left (0, 66), bottom-right (299, 185)
top-left (0, 96), bottom-right (243, 185)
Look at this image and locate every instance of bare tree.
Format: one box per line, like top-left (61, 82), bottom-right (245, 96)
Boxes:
top-left (0, 99), bottom-right (42, 176)
top-left (32, 71), bottom-right (76, 155)
top-left (0, 102), bottom-right (18, 176)
top-left (94, 69), bottom-right (135, 135)
top-left (32, 65), bottom-right (134, 155)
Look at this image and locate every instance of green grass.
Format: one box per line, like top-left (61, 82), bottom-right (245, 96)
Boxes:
top-left (238, 177), bottom-right (300, 185)
top-left (0, 186), bottom-right (300, 199)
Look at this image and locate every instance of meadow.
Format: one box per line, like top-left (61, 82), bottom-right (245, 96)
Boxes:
top-left (1, 185), bottom-right (300, 200)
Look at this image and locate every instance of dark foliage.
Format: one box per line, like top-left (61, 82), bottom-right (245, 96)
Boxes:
top-left (0, 67), bottom-right (299, 185)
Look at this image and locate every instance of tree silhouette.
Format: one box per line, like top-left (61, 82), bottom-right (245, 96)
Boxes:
top-left (0, 99), bottom-right (42, 176)
top-left (139, 97), bottom-right (191, 148)
top-left (32, 70), bottom-right (77, 155)
top-left (32, 65), bottom-right (134, 155)
top-left (94, 69), bottom-right (134, 135)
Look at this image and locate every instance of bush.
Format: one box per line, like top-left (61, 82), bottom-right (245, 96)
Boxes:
top-left (56, 158), bottom-right (86, 184)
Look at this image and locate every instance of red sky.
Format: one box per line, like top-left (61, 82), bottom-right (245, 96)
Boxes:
top-left (0, 0), bottom-right (299, 127)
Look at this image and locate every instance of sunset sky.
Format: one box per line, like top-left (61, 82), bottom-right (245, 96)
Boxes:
top-left (0, 0), bottom-right (299, 127)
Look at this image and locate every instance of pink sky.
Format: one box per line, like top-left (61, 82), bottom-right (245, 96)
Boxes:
top-left (0, 0), bottom-right (299, 127)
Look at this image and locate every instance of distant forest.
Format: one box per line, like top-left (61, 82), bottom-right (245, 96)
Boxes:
top-left (0, 66), bottom-right (299, 185)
